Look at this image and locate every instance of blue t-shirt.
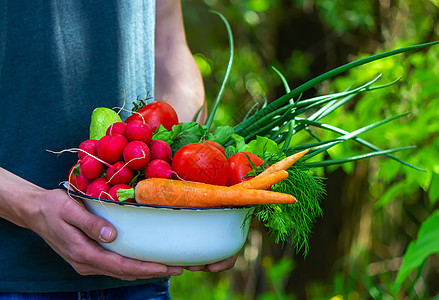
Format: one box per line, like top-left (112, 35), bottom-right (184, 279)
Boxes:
top-left (0, 0), bottom-right (157, 292)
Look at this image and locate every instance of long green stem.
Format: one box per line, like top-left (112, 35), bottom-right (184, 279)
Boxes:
top-left (299, 146), bottom-right (416, 168)
top-left (234, 103), bottom-right (295, 139)
top-left (204, 11), bottom-right (234, 132)
top-left (303, 113), bottom-right (410, 160)
top-left (236, 75), bottom-right (398, 140)
top-left (294, 118), bottom-right (424, 171)
top-left (272, 66), bottom-right (296, 150)
top-left (235, 41), bottom-right (439, 133)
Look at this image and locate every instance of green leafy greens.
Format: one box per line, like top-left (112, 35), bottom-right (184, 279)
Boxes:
top-left (197, 11), bottom-right (437, 256)
top-left (260, 166), bottom-right (325, 255)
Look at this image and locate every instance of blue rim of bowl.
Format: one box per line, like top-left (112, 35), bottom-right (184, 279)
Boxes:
top-left (63, 184), bottom-right (253, 211)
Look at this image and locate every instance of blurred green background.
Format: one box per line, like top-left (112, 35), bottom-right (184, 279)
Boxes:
top-left (170, 1), bottom-right (439, 299)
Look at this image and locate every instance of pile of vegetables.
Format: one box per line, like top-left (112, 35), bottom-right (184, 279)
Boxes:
top-left (62, 12), bottom-right (438, 255)
top-left (67, 101), bottom-right (300, 207)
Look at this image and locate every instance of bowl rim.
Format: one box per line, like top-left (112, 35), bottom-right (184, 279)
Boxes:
top-left (63, 183), bottom-right (253, 211)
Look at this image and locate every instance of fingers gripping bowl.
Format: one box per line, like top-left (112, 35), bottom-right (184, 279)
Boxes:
top-left (69, 188), bottom-right (254, 266)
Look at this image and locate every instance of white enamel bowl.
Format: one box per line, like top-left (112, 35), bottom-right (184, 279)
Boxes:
top-left (71, 190), bottom-right (254, 266)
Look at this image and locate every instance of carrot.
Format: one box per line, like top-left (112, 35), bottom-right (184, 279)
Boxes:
top-left (231, 170), bottom-right (289, 190)
top-left (257, 148), bottom-right (309, 177)
top-left (135, 178), bottom-right (296, 207)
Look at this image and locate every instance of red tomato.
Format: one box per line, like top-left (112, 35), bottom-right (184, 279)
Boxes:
top-left (125, 101), bottom-right (179, 132)
top-left (226, 152), bottom-right (265, 186)
top-left (205, 140), bottom-right (226, 157)
top-left (172, 142), bottom-right (229, 186)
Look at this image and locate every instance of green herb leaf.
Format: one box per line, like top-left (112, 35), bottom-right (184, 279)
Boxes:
top-left (152, 122), bottom-right (207, 153)
top-left (256, 166), bottom-right (325, 255)
top-left (170, 122), bottom-right (206, 154)
top-left (230, 134), bottom-right (247, 152)
top-left (206, 125), bottom-right (235, 145)
top-left (72, 164), bottom-right (80, 176)
top-left (244, 136), bottom-right (284, 159)
top-left (131, 92), bottom-right (153, 112)
top-left (152, 125), bottom-right (176, 144)
top-left (117, 188), bottom-right (135, 202)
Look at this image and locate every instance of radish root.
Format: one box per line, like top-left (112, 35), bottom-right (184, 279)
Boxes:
top-left (47, 148), bottom-right (116, 170)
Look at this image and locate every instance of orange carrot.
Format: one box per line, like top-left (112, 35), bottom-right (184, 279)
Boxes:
top-left (231, 170), bottom-right (289, 190)
top-left (257, 148), bottom-right (309, 177)
top-left (135, 178), bottom-right (296, 207)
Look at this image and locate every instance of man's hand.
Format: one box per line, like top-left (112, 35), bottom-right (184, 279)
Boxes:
top-left (0, 168), bottom-right (183, 281)
top-left (184, 253), bottom-right (240, 272)
top-left (31, 189), bottom-right (184, 280)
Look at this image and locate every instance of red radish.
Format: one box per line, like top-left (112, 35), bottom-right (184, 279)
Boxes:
top-left (79, 155), bottom-right (103, 180)
top-left (67, 163), bottom-right (91, 194)
top-left (96, 134), bottom-right (128, 164)
top-left (78, 139), bottom-right (98, 160)
top-left (106, 122), bottom-right (127, 136)
top-left (172, 142), bottom-right (229, 186)
top-left (123, 141), bottom-right (151, 170)
top-left (124, 120), bottom-right (153, 143)
top-left (86, 177), bottom-right (111, 199)
top-left (144, 159), bottom-right (174, 179)
top-left (148, 139), bottom-right (172, 162)
top-left (108, 184), bottom-right (135, 202)
top-left (68, 164), bottom-right (78, 191)
top-left (205, 140), bottom-right (226, 157)
top-left (106, 161), bottom-right (134, 185)
top-left (75, 174), bottom-right (91, 193)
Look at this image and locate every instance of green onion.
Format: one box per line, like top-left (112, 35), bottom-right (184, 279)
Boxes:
top-left (205, 13), bottom-right (438, 254)
top-left (204, 11), bottom-right (234, 132)
top-left (234, 41), bottom-right (439, 134)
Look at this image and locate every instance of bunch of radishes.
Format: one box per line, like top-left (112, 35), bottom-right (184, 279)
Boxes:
top-left (67, 100), bottom-right (268, 203)
top-left (68, 102), bottom-right (178, 202)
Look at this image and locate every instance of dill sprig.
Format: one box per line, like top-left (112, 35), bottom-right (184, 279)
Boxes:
top-left (254, 166), bottom-right (325, 255)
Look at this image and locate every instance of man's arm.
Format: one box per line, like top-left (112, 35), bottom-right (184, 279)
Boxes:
top-left (155, 0), bottom-right (206, 123)
top-left (0, 167), bottom-right (183, 280)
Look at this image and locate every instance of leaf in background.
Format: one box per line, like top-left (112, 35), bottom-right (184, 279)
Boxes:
top-left (373, 181), bottom-right (407, 209)
top-left (428, 172), bottom-right (439, 207)
top-left (266, 257), bottom-right (295, 282)
top-left (393, 210), bottom-right (439, 292)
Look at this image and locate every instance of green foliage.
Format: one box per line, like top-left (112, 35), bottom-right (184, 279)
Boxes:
top-left (170, 270), bottom-right (236, 300)
top-left (152, 122), bottom-right (205, 154)
top-left (394, 210), bottom-right (439, 293)
top-left (314, 37), bottom-right (439, 299)
top-left (169, 256), bottom-right (298, 300)
top-left (180, 0), bottom-right (439, 298)
top-left (258, 256), bottom-right (296, 300)
top-left (429, 172), bottom-right (439, 207)
top-left (224, 133), bottom-right (325, 252)
top-left (311, 0), bottom-right (375, 33)
top-left (258, 166), bottom-right (325, 254)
